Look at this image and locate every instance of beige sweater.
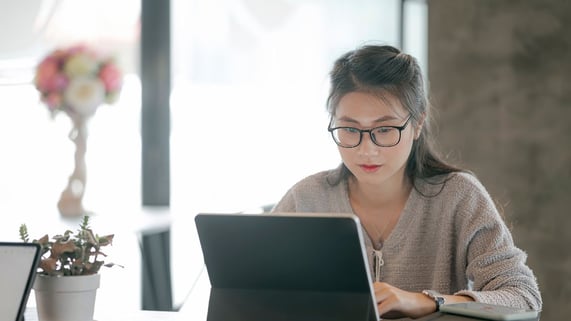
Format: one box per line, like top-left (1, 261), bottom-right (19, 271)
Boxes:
top-left (272, 168), bottom-right (542, 311)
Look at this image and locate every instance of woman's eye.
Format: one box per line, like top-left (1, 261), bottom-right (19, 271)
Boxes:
top-left (374, 127), bottom-right (393, 134)
top-left (344, 127), bottom-right (360, 134)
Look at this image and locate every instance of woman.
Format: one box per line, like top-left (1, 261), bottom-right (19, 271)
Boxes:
top-left (271, 44), bottom-right (542, 319)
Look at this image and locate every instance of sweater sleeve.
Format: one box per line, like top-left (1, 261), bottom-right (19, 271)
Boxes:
top-left (452, 174), bottom-right (542, 311)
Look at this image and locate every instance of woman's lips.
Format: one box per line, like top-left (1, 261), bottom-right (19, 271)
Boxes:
top-left (360, 164), bottom-right (381, 172)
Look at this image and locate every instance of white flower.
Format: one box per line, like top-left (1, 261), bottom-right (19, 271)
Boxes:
top-left (64, 77), bottom-right (105, 116)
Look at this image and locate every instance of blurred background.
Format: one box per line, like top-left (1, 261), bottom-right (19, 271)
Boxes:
top-left (0, 1), bottom-right (568, 321)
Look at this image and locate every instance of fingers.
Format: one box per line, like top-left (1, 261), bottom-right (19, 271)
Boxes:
top-left (373, 282), bottom-right (435, 319)
top-left (374, 282), bottom-right (400, 317)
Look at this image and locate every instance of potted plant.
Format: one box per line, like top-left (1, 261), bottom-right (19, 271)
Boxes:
top-left (19, 215), bottom-right (119, 321)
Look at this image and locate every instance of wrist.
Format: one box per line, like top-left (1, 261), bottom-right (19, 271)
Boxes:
top-left (422, 290), bottom-right (445, 311)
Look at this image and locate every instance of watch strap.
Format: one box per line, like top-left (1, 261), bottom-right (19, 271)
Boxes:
top-left (422, 290), bottom-right (445, 311)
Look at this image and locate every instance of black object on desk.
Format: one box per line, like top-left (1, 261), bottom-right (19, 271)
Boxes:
top-left (195, 213), bottom-right (379, 321)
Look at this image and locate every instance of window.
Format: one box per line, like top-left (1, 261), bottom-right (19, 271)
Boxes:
top-left (1, 0), bottom-right (427, 311)
top-left (170, 0), bottom-right (404, 215)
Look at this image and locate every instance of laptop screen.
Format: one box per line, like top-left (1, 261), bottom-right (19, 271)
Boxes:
top-left (194, 213), bottom-right (379, 321)
top-left (0, 242), bottom-right (41, 321)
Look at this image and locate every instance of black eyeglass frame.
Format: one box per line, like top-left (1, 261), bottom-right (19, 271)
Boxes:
top-left (327, 114), bottom-right (413, 148)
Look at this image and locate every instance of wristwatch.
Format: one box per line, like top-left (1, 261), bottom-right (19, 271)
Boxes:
top-left (422, 290), bottom-right (445, 311)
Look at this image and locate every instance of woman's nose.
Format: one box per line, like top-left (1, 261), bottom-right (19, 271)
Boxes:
top-left (356, 132), bottom-right (379, 156)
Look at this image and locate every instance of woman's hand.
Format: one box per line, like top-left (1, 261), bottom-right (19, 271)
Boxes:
top-left (374, 282), bottom-right (475, 319)
top-left (373, 282), bottom-right (440, 319)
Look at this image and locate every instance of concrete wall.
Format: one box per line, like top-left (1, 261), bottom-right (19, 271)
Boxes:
top-left (427, 1), bottom-right (571, 320)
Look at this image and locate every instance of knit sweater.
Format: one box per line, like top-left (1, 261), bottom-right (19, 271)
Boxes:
top-left (271, 167), bottom-right (542, 311)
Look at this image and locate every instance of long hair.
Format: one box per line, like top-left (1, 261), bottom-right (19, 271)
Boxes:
top-left (325, 45), bottom-right (463, 188)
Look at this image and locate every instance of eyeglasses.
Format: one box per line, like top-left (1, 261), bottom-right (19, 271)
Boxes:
top-left (328, 114), bottom-right (412, 148)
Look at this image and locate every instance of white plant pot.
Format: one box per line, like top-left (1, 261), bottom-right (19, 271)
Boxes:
top-left (33, 274), bottom-right (100, 321)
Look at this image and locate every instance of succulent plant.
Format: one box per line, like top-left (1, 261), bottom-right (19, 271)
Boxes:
top-left (19, 215), bottom-right (119, 276)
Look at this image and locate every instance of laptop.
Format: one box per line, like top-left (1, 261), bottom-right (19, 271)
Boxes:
top-left (0, 242), bottom-right (41, 321)
top-left (194, 213), bottom-right (379, 321)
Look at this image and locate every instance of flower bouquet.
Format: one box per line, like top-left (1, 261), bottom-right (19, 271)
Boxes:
top-left (34, 44), bottom-right (123, 117)
top-left (34, 44), bottom-right (123, 217)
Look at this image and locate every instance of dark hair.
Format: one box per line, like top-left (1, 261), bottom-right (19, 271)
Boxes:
top-left (326, 44), bottom-right (462, 187)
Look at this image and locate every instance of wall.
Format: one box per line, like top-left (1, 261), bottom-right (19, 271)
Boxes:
top-left (427, 1), bottom-right (571, 321)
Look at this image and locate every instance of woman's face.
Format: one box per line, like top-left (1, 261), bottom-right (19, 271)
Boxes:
top-left (332, 91), bottom-right (418, 188)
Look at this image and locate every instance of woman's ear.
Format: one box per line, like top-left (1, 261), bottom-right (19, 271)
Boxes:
top-left (414, 113), bottom-right (426, 139)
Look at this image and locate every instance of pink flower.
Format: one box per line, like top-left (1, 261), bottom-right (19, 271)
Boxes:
top-left (99, 62), bottom-right (122, 92)
top-left (42, 92), bottom-right (63, 110)
top-left (35, 57), bottom-right (61, 92)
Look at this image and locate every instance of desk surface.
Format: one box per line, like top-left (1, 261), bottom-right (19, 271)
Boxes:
top-left (14, 212), bottom-right (540, 321)
top-left (25, 308), bottom-right (182, 321)
top-left (25, 309), bottom-right (538, 321)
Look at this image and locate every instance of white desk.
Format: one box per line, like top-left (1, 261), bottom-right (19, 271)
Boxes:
top-left (25, 308), bottom-right (182, 321)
